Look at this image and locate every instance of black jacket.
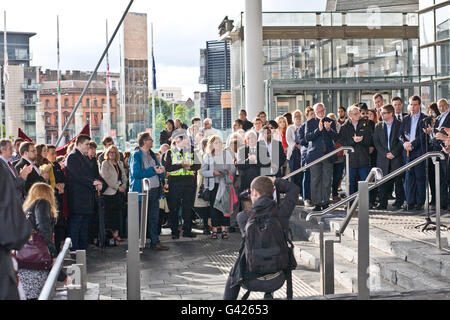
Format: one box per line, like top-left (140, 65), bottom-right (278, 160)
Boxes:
top-left (242, 120), bottom-right (254, 132)
top-left (0, 160), bottom-right (32, 300)
top-left (230, 179), bottom-right (300, 287)
top-left (65, 149), bottom-right (98, 215)
top-left (338, 119), bottom-right (373, 168)
top-left (14, 158), bottom-right (45, 197)
top-left (373, 119), bottom-right (404, 175)
top-left (159, 130), bottom-right (173, 146)
top-left (25, 200), bottom-right (57, 259)
top-left (236, 142), bottom-right (271, 191)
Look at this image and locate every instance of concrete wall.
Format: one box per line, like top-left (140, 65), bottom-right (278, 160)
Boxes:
top-left (6, 65), bottom-right (24, 138)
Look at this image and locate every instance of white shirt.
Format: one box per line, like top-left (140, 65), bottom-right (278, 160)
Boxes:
top-left (438, 110), bottom-right (449, 128)
top-left (23, 156), bottom-right (40, 175)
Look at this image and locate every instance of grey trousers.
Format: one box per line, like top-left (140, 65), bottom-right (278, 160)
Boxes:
top-left (310, 159), bottom-right (333, 206)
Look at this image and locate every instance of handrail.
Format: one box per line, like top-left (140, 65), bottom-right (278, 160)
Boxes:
top-left (38, 237), bottom-right (72, 300)
top-left (306, 151), bottom-right (445, 222)
top-left (282, 146), bottom-right (355, 180)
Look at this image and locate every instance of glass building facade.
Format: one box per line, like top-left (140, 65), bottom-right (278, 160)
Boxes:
top-left (224, 11), bottom-right (420, 119)
top-left (419, 0), bottom-right (450, 105)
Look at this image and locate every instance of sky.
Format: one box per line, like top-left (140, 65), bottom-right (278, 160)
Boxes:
top-left (2, 0), bottom-right (326, 100)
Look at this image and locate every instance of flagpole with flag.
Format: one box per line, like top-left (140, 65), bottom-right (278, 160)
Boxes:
top-left (2, 11), bottom-right (9, 138)
top-left (105, 19), bottom-right (111, 137)
top-left (151, 22), bottom-right (156, 142)
top-left (57, 15), bottom-right (63, 139)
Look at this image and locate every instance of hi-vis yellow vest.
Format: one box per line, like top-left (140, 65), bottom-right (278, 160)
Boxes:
top-left (169, 149), bottom-right (194, 176)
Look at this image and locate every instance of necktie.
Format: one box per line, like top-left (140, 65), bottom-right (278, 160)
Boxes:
top-left (8, 161), bottom-right (17, 178)
top-left (397, 115), bottom-right (401, 121)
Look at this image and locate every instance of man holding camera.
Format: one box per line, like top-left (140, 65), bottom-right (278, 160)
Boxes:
top-left (223, 176), bottom-right (299, 300)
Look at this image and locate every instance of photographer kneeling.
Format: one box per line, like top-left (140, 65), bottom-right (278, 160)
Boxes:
top-left (223, 176), bottom-right (299, 300)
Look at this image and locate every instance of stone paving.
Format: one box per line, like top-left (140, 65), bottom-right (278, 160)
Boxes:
top-left (85, 205), bottom-right (450, 300)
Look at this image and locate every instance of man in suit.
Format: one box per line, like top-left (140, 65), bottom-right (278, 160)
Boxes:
top-left (0, 151), bottom-right (32, 300)
top-left (305, 103), bottom-right (339, 211)
top-left (65, 134), bottom-right (103, 251)
top-left (429, 98), bottom-right (450, 210)
top-left (373, 104), bottom-right (405, 209)
top-left (259, 125), bottom-right (287, 178)
top-left (297, 106), bottom-right (315, 207)
top-left (392, 97), bottom-right (407, 122)
top-left (373, 93), bottom-right (385, 121)
top-left (14, 141), bottom-right (45, 197)
top-left (0, 139), bottom-right (32, 202)
top-left (399, 95), bottom-right (428, 211)
top-left (338, 105), bottom-right (373, 197)
top-left (10, 138), bottom-right (24, 165)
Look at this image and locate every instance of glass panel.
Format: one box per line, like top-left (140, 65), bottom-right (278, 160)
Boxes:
top-left (419, 0), bottom-right (434, 10)
top-left (420, 46), bottom-right (435, 75)
top-left (437, 80), bottom-right (449, 98)
top-left (436, 42), bottom-right (450, 77)
top-left (262, 13), bottom-right (316, 26)
top-left (332, 13), bottom-right (342, 26)
top-left (407, 13), bottom-right (419, 27)
top-left (420, 11), bottom-right (435, 45)
top-left (436, 5), bottom-right (450, 41)
top-left (345, 12), bottom-right (403, 27)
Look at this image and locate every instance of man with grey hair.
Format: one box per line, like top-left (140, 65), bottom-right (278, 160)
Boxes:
top-left (305, 103), bottom-right (339, 211)
top-left (202, 118), bottom-right (221, 139)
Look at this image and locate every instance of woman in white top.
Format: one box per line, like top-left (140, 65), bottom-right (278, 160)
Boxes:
top-left (286, 110), bottom-right (303, 188)
top-left (201, 135), bottom-right (236, 239)
top-left (100, 145), bottom-right (128, 243)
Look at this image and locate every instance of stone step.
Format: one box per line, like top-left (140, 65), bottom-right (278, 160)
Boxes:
top-left (328, 219), bottom-right (450, 279)
top-left (305, 229), bottom-right (450, 291)
top-left (293, 240), bottom-right (402, 293)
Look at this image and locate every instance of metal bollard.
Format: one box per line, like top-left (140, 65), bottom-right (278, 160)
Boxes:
top-left (127, 192), bottom-right (141, 300)
top-left (357, 181), bottom-right (370, 300)
top-left (432, 158), bottom-right (441, 249)
top-left (323, 240), bottom-right (335, 295)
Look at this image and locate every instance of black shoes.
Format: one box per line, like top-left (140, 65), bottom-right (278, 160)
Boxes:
top-left (415, 205), bottom-right (424, 211)
top-left (182, 232), bottom-right (197, 238)
top-left (374, 204), bottom-right (387, 210)
top-left (172, 234), bottom-right (180, 240)
top-left (403, 204), bottom-right (415, 211)
top-left (312, 205), bottom-right (322, 212)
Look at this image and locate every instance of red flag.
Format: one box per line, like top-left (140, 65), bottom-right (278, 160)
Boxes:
top-left (56, 124), bottom-right (90, 156)
top-left (18, 128), bottom-right (33, 142)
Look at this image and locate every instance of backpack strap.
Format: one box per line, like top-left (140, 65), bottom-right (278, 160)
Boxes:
top-left (242, 290), bottom-right (251, 300)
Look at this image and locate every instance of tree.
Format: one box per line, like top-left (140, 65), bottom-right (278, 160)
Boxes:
top-left (174, 105), bottom-right (187, 124)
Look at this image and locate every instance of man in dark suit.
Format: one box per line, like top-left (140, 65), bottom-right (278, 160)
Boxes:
top-left (399, 95), bottom-right (428, 211)
top-left (0, 155), bottom-right (32, 300)
top-left (259, 125), bottom-right (287, 178)
top-left (0, 139), bottom-right (32, 202)
top-left (305, 103), bottom-right (339, 211)
top-left (65, 134), bottom-right (103, 251)
top-left (14, 141), bottom-right (45, 198)
top-left (373, 104), bottom-right (405, 209)
top-left (428, 98), bottom-right (450, 210)
top-left (392, 96), bottom-right (408, 122)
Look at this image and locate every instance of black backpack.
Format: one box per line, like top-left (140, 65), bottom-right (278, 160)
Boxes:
top-left (242, 204), bottom-right (296, 300)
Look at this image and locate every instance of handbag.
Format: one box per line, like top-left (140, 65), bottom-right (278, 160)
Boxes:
top-left (198, 156), bottom-right (212, 201)
top-left (15, 230), bottom-right (52, 271)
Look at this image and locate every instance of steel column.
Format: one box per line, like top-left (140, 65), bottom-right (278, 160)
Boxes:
top-left (357, 181), bottom-right (370, 300)
top-left (127, 192), bottom-right (140, 300)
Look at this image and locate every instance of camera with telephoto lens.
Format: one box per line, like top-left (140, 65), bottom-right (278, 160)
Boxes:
top-left (239, 189), bottom-right (251, 200)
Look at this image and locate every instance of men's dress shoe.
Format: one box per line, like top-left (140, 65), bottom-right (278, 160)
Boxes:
top-left (415, 205), bottom-right (424, 211)
top-left (332, 196), bottom-right (341, 201)
top-left (171, 235), bottom-right (179, 240)
top-left (153, 243), bottom-right (169, 251)
top-left (403, 204), bottom-right (415, 211)
top-left (322, 204), bottom-right (329, 210)
top-left (182, 233), bottom-right (197, 238)
top-left (312, 205), bottom-right (322, 212)
top-left (370, 203), bottom-right (379, 209)
top-left (393, 202), bottom-right (404, 209)
top-left (375, 204), bottom-right (387, 210)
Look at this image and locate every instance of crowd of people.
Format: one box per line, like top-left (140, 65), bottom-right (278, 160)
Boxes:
top-left (1, 93), bottom-right (450, 300)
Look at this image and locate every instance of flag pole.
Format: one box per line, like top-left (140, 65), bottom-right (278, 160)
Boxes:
top-left (2, 11), bottom-right (8, 138)
top-left (151, 22), bottom-right (156, 142)
top-left (105, 19), bottom-right (111, 137)
top-left (57, 15), bottom-right (63, 139)
top-left (55, 0), bottom-right (134, 147)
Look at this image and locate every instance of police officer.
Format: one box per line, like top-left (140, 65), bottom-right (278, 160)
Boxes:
top-left (163, 129), bottom-right (201, 239)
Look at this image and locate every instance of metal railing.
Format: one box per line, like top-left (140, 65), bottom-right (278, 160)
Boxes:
top-left (283, 146), bottom-right (354, 211)
top-left (303, 151), bottom-right (445, 300)
top-left (38, 238), bottom-right (71, 300)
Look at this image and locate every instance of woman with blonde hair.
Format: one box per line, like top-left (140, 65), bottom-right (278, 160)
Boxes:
top-left (18, 182), bottom-right (68, 299)
top-left (276, 115), bottom-right (289, 155)
top-left (100, 145), bottom-right (128, 244)
top-left (201, 135), bottom-right (236, 239)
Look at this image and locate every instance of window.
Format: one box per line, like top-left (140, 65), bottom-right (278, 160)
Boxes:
top-left (64, 98), bottom-right (69, 107)
top-left (94, 113), bottom-right (98, 125)
top-left (45, 99), bottom-right (50, 107)
top-left (94, 99), bottom-right (98, 107)
top-left (86, 98), bottom-right (90, 107)
top-left (101, 99), bottom-right (105, 106)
